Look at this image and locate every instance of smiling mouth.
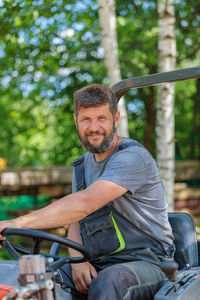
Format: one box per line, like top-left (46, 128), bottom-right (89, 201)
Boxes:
top-left (87, 134), bottom-right (104, 141)
top-left (86, 131), bottom-right (105, 137)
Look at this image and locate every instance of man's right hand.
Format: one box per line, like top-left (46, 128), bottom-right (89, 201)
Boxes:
top-left (71, 261), bottom-right (98, 294)
top-left (0, 219), bottom-right (18, 240)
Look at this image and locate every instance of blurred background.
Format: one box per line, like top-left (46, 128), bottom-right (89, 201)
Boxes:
top-left (0, 0), bottom-right (199, 257)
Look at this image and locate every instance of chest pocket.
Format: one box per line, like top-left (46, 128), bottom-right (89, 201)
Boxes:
top-left (79, 205), bottom-right (125, 259)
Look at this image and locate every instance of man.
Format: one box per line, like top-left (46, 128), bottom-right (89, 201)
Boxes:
top-left (0, 84), bottom-right (175, 300)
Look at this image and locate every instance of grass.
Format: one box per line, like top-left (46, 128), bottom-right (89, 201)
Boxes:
top-left (0, 248), bottom-right (12, 260)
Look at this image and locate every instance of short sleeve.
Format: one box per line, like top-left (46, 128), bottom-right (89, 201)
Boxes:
top-left (98, 148), bottom-right (150, 194)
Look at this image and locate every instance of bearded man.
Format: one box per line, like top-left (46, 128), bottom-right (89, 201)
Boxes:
top-left (0, 84), bottom-right (175, 300)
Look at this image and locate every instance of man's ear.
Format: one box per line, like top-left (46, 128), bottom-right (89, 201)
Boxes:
top-left (114, 111), bottom-right (120, 128)
top-left (73, 113), bottom-right (78, 128)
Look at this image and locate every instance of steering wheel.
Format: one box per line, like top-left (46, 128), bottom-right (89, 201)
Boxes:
top-left (1, 228), bottom-right (89, 270)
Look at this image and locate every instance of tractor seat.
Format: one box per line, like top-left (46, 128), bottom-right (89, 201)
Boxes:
top-left (168, 212), bottom-right (198, 270)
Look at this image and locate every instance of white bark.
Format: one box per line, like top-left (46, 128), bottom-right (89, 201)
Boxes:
top-left (156, 0), bottom-right (176, 211)
top-left (97, 0), bottom-right (129, 137)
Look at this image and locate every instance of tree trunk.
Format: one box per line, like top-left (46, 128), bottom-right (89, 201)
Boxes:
top-left (97, 0), bottom-right (129, 137)
top-left (156, 0), bottom-right (176, 211)
top-left (143, 86), bottom-right (156, 156)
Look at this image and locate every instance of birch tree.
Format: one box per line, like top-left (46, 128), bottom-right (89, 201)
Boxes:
top-left (156, 0), bottom-right (176, 211)
top-left (97, 0), bottom-right (129, 137)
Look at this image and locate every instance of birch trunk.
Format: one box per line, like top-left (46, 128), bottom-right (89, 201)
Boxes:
top-left (97, 0), bottom-right (129, 137)
top-left (156, 0), bottom-right (176, 211)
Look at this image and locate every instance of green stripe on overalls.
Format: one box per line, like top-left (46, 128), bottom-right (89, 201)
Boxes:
top-left (111, 214), bottom-right (126, 253)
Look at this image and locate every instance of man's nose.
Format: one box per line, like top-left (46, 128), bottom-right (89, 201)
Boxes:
top-left (89, 119), bottom-right (99, 131)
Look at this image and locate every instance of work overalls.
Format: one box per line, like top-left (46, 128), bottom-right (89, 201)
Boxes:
top-left (57, 141), bottom-right (174, 300)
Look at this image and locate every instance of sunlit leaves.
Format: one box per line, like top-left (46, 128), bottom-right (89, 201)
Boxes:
top-left (0, 0), bottom-right (199, 166)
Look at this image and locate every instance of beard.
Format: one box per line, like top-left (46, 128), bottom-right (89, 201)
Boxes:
top-left (77, 122), bottom-right (116, 154)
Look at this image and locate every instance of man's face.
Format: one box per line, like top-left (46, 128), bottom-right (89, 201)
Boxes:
top-left (74, 103), bottom-right (119, 153)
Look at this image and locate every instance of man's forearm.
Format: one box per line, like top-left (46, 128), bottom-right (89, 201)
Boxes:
top-left (11, 191), bottom-right (91, 230)
top-left (68, 222), bottom-right (83, 257)
top-left (1, 180), bottom-right (126, 232)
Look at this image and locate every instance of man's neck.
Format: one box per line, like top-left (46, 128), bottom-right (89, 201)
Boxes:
top-left (94, 135), bottom-right (123, 162)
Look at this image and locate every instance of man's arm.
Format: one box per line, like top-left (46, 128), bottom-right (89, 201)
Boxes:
top-left (68, 222), bottom-right (83, 257)
top-left (68, 222), bottom-right (98, 294)
top-left (0, 180), bottom-right (127, 236)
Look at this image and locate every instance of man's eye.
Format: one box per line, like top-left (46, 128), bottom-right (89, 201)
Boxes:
top-left (99, 116), bottom-right (106, 121)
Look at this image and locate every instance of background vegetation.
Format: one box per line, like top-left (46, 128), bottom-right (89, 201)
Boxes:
top-left (0, 0), bottom-right (199, 261)
top-left (0, 0), bottom-right (199, 166)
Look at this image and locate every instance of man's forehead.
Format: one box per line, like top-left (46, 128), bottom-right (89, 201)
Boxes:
top-left (78, 103), bottom-right (111, 114)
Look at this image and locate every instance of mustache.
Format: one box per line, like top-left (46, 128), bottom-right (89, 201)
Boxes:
top-left (86, 130), bottom-right (105, 136)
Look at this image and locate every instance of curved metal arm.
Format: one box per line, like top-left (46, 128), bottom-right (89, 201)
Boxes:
top-left (111, 67), bottom-right (200, 101)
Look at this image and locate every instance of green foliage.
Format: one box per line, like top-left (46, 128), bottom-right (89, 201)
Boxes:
top-left (116, 0), bottom-right (200, 159)
top-left (175, 78), bottom-right (200, 159)
top-left (174, 0), bottom-right (200, 159)
top-left (0, 249), bottom-right (12, 260)
top-left (0, 0), bottom-right (199, 167)
top-left (175, 0), bottom-right (200, 63)
top-left (0, 195), bottom-right (50, 236)
top-left (0, 0), bottom-right (106, 166)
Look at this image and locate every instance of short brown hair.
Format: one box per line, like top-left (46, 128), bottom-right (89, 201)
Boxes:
top-left (73, 84), bottom-right (118, 116)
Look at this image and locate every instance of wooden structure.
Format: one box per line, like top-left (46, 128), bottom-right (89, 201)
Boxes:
top-left (0, 161), bottom-right (199, 199)
top-left (0, 166), bottom-right (73, 197)
top-left (0, 161), bottom-right (200, 223)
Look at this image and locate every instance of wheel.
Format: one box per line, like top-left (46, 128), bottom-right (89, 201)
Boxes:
top-left (1, 228), bottom-right (89, 269)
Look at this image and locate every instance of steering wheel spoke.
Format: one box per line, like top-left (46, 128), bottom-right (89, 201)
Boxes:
top-left (1, 228), bottom-right (90, 265)
top-left (11, 243), bottom-right (31, 255)
top-left (32, 237), bottom-right (43, 254)
top-left (2, 240), bottom-right (20, 260)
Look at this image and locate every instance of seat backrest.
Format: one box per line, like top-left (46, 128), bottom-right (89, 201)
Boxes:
top-left (168, 212), bottom-right (198, 270)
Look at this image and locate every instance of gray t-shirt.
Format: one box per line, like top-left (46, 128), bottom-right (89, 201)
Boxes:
top-left (72, 137), bottom-right (174, 249)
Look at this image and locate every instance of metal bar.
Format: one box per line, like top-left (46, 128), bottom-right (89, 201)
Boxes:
top-left (111, 67), bottom-right (200, 101)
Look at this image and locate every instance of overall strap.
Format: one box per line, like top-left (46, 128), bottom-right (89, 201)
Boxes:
top-left (117, 139), bottom-right (144, 151)
top-left (72, 155), bottom-right (86, 191)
